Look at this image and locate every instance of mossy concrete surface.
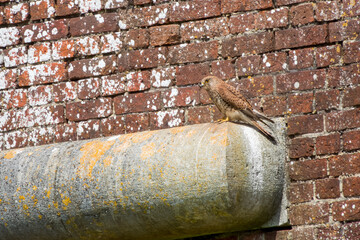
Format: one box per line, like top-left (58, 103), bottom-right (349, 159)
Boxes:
top-left (0, 121), bottom-right (287, 240)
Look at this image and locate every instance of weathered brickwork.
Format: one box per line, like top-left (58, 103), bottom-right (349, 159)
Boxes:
top-left (0, 0), bottom-right (359, 239)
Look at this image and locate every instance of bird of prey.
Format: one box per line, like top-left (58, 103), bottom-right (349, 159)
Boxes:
top-left (200, 76), bottom-right (275, 141)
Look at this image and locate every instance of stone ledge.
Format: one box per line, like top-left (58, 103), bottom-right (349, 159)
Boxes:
top-left (0, 121), bottom-right (288, 240)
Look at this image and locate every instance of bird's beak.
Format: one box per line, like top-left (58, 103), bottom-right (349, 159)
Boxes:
top-left (200, 82), bottom-right (204, 88)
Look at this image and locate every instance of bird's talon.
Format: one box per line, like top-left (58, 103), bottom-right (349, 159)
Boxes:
top-left (215, 117), bottom-right (229, 123)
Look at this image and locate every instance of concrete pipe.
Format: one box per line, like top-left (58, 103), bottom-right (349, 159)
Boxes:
top-left (0, 121), bottom-right (287, 240)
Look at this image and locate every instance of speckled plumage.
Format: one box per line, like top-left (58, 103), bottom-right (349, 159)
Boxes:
top-left (201, 76), bottom-right (275, 140)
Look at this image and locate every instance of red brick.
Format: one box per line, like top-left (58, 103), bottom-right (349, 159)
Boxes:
top-left (211, 60), bottom-right (236, 80)
top-left (128, 47), bottom-right (167, 69)
top-left (22, 20), bottom-right (68, 43)
top-left (69, 13), bottom-right (118, 36)
top-left (104, 0), bottom-right (128, 9)
top-left (68, 55), bottom-right (117, 80)
top-left (315, 89), bottom-right (340, 111)
top-left (256, 8), bottom-right (288, 29)
top-left (343, 0), bottom-right (360, 17)
top-left (329, 153), bottom-right (360, 177)
top-left (0, 110), bottom-right (18, 132)
top-left (28, 42), bottom-right (51, 64)
top-left (344, 222), bottom-right (360, 240)
top-left (100, 115), bottom-right (125, 137)
top-left (181, 17), bottom-right (229, 40)
top-left (343, 86), bottom-right (360, 108)
top-left (328, 64), bottom-right (360, 88)
top-left (27, 105), bottom-right (65, 128)
top-left (150, 67), bottom-right (176, 88)
top-left (332, 199), bottom-right (360, 221)
top-left (275, 0), bottom-right (308, 6)
top-left (0, 89), bottom-right (27, 109)
top-left (222, 32), bottom-right (274, 57)
top-left (236, 75), bottom-right (273, 98)
top-left (162, 86), bottom-right (200, 108)
top-left (4, 3), bottom-right (29, 24)
top-left (78, 78), bottom-right (100, 100)
top-left (326, 109), bottom-right (360, 132)
top-left (288, 182), bottom-right (313, 204)
top-left (261, 52), bottom-right (287, 73)
top-left (288, 48), bottom-right (314, 70)
top-left (54, 123), bottom-right (77, 143)
top-left (315, 178), bottom-right (340, 199)
top-left (100, 33), bottom-right (123, 54)
top-left (289, 158), bottom-right (327, 181)
top-left (221, 0), bottom-right (273, 14)
top-left (329, 19), bottom-right (360, 42)
top-left (200, 88), bottom-right (212, 105)
top-left (66, 98), bottom-right (112, 121)
top-left (133, 0), bottom-right (151, 5)
top-left (276, 69), bottom-right (326, 93)
top-left (117, 52), bottom-right (131, 73)
top-left (289, 202), bottom-right (329, 225)
top-left (317, 224), bottom-right (342, 240)
top-left (75, 36), bottom-right (100, 56)
top-left (176, 63), bottom-right (210, 86)
top-left (168, 41), bottom-right (218, 64)
top-left (275, 25), bottom-right (327, 50)
top-left (77, 120), bottom-right (101, 140)
top-left (19, 62), bottom-right (67, 86)
top-left (289, 137), bottom-right (314, 159)
top-left (114, 92), bottom-right (161, 114)
top-left (100, 74), bottom-right (126, 96)
top-left (149, 25), bottom-right (180, 46)
top-left (288, 92), bottom-right (313, 114)
top-left (28, 85), bottom-right (53, 106)
top-left (28, 126), bottom-right (55, 146)
top-left (344, 41), bottom-right (360, 64)
top-left (290, 3), bottom-right (314, 26)
top-left (149, 109), bottom-right (185, 130)
top-left (53, 82), bottom-right (77, 102)
top-left (4, 46), bottom-right (27, 68)
top-left (229, 13), bottom-right (255, 34)
top-left (126, 71), bottom-right (151, 92)
top-left (0, 69), bottom-right (17, 90)
top-left (343, 177), bottom-right (360, 197)
top-left (118, 4), bottom-right (169, 29)
top-left (343, 130), bottom-right (360, 151)
top-left (77, 0), bottom-right (102, 14)
top-left (30, 0), bottom-right (55, 20)
top-left (0, 27), bottom-right (20, 47)
top-left (0, 7), bottom-right (4, 25)
top-left (2, 130), bottom-right (28, 150)
top-left (52, 39), bottom-right (75, 60)
top-left (125, 113), bottom-right (150, 133)
top-left (316, 45), bottom-right (341, 67)
top-left (236, 55), bottom-right (261, 77)
top-left (126, 29), bottom-right (149, 49)
top-left (170, 0), bottom-right (220, 22)
top-left (288, 114), bottom-right (324, 135)
top-left (55, 0), bottom-right (79, 16)
top-left (315, 1), bottom-right (340, 22)
top-left (262, 95), bottom-right (286, 117)
top-left (187, 106), bottom-right (213, 125)
top-left (291, 227), bottom-right (316, 240)
top-left (316, 133), bottom-right (341, 155)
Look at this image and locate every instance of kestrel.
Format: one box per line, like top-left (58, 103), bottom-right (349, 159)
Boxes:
top-left (200, 76), bottom-right (275, 141)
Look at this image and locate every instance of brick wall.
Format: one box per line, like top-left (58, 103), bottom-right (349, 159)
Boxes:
top-left (0, 0), bottom-right (360, 239)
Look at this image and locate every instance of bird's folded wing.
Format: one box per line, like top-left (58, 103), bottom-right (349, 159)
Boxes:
top-left (217, 84), bottom-right (253, 110)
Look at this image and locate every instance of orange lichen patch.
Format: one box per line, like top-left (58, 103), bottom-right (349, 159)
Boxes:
top-left (19, 195), bottom-right (25, 202)
top-left (141, 142), bottom-right (156, 160)
top-left (62, 196), bottom-right (71, 209)
top-left (78, 140), bottom-right (115, 178)
top-left (131, 131), bottom-right (154, 143)
top-left (4, 150), bottom-right (19, 159)
top-left (170, 127), bottom-right (185, 134)
top-left (103, 155), bottom-right (113, 168)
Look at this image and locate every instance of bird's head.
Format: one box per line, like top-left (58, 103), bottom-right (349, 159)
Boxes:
top-left (200, 76), bottom-right (220, 90)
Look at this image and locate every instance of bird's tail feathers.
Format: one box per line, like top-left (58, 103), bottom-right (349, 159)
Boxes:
top-left (253, 110), bottom-right (274, 123)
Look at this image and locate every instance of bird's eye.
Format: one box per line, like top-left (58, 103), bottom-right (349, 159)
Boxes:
top-left (205, 79), bottom-right (209, 83)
